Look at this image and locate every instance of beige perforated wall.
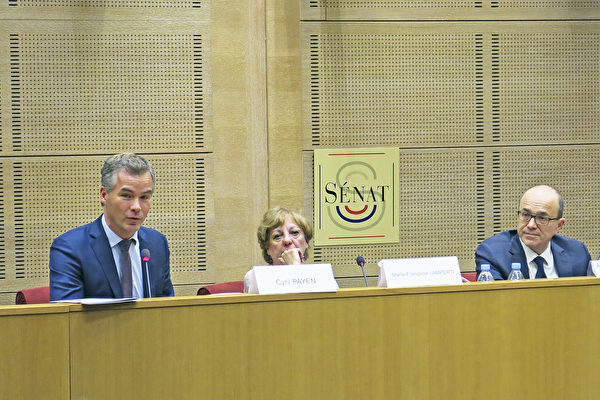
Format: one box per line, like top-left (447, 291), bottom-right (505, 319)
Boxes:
top-left (1, 21), bottom-right (210, 155)
top-left (302, 0), bottom-right (600, 19)
top-left (304, 146), bottom-right (600, 285)
top-left (491, 31), bottom-right (599, 143)
top-left (300, 8), bottom-right (600, 286)
top-left (0, 2), bottom-right (214, 297)
top-left (0, 0), bottom-right (269, 303)
top-left (489, 146), bottom-right (600, 240)
top-left (0, 0), bottom-right (209, 19)
top-left (0, 162), bottom-right (5, 281)
top-left (303, 22), bottom-right (599, 148)
top-left (11, 0), bottom-right (203, 6)
top-left (303, 149), bottom-right (488, 284)
top-left (303, 25), bottom-right (485, 147)
top-left (0, 155), bottom-right (212, 291)
top-left (0, 0), bottom-right (597, 300)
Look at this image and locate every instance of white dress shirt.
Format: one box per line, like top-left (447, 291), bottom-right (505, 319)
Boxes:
top-left (102, 215), bottom-right (144, 298)
top-left (519, 238), bottom-right (558, 279)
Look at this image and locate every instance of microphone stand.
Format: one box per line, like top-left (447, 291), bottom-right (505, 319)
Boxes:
top-left (360, 263), bottom-right (369, 287)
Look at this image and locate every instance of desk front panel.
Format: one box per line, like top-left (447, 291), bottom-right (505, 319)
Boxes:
top-left (67, 280), bottom-right (600, 399)
top-left (0, 305), bottom-right (70, 400)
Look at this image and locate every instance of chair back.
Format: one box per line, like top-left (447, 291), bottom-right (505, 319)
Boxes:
top-left (197, 281), bottom-right (244, 295)
top-left (461, 272), bottom-right (477, 282)
top-left (15, 286), bottom-right (50, 304)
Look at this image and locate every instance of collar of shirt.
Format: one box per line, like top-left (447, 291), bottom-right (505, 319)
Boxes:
top-left (519, 237), bottom-right (557, 278)
top-left (101, 214), bottom-right (139, 247)
top-left (101, 215), bottom-right (143, 298)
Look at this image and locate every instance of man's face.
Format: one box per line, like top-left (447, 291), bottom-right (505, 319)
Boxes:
top-left (100, 169), bottom-right (153, 239)
top-left (517, 186), bottom-right (564, 255)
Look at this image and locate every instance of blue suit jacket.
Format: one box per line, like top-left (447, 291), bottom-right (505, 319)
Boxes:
top-left (49, 216), bottom-right (174, 301)
top-left (475, 229), bottom-right (590, 280)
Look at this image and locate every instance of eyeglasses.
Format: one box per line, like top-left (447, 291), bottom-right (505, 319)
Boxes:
top-left (517, 211), bottom-right (560, 226)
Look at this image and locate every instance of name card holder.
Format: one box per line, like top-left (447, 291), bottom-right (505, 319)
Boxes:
top-left (247, 264), bottom-right (339, 295)
top-left (377, 256), bottom-right (462, 288)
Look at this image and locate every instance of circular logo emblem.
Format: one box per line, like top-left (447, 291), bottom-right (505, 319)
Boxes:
top-left (327, 161), bottom-right (387, 231)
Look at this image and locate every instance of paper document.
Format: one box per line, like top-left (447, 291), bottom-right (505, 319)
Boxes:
top-left (52, 297), bottom-right (136, 305)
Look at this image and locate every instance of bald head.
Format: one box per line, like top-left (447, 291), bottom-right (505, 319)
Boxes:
top-left (517, 185), bottom-right (565, 254)
top-left (520, 185), bottom-right (563, 219)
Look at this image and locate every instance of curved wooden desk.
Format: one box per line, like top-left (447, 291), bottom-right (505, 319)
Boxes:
top-left (2, 277), bottom-right (600, 399)
top-left (0, 304), bottom-right (70, 399)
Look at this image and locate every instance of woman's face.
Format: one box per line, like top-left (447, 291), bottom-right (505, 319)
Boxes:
top-left (267, 215), bottom-right (308, 265)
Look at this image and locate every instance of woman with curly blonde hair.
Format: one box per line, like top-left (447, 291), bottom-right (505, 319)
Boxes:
top-left (244, 206), bottom-right (313, 292)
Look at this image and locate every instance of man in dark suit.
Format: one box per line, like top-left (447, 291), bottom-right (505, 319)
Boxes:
top-left (475, 185), bottom-right (590, 280)
top-left (50, 153), bottom-right (174, 300)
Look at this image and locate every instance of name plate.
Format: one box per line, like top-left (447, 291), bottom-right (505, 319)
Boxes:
top-left (377, 256), bottom-right (462, 288)
top-left (248, 264), bottom-right (339, 295)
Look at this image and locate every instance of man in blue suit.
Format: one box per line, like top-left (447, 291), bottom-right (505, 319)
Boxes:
top-left (50, 153), bottom-right (174, 300)
top-left (475, 185), bottom-right (590, 280)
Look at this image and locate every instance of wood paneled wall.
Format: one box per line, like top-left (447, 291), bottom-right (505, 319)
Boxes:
top-left (0, 0), bottom-right (599, 302)
top-left (0, 0), bottom-right (268, 303)
top-left (297, 2), bottom-right (600, 285)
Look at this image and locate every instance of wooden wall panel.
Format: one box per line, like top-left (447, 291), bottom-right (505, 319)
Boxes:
top-left (0, 0), bottom-right (269, 303)
top-left (301, 0), bottom-right (600, 20)
top-left (301, 18), bottom-right (599, 284)
top-left (304, 149), bottom-right (486, 284)
top-left (0, 7), bottom-right (216, 297)
top-left (303, 23), bottom-right (486, 148)
top-left (490, 27), bottom-right (599, 144)
top-left (0, 0), bottom-right (209, 21)
top-left (488, 145), bottom-right (600, 259)
top-left (0, 161), bottom-right (4, 281)
top-left (288, 1), bottom-right (598, 288)
top-left (209, 0), bottom-right (268, 286)
top-left (266, 0), bottom-right (304, 209)
top-left (304, 145), bottom-right (600, 286)
top-left (0, 21), bottom-right (211, 156)
top-left (0, 154), bottom-right (213, 292)
top-left (302, 22), bottom-right (600, 148)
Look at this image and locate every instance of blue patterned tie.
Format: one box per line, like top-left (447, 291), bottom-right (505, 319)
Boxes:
top-left (534, 256), bottom-right (547, 279)
top-left (118, 239), bottom-right (133, 297)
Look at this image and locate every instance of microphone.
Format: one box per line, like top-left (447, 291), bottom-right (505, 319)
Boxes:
top-left (141, 249), bottom-right (152, 298)
top-left (356, 256), bottom-right (369, 287)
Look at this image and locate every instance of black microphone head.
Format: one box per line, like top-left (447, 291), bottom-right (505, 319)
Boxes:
top-left (141, 249), bottom-right (150, 261)
top-left (356, 256), bottom-right (365, 266)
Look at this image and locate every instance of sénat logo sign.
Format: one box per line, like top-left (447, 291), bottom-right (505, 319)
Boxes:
top-left (314, 147), bottom-right (399, 246)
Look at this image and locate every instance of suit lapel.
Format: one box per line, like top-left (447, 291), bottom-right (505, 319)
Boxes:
top-left (551, 239), bottom-right (571, 277)
top-left (90, 217), bottom-right (123, 298)
top-left (508, 234), bottom-right (530, 279)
